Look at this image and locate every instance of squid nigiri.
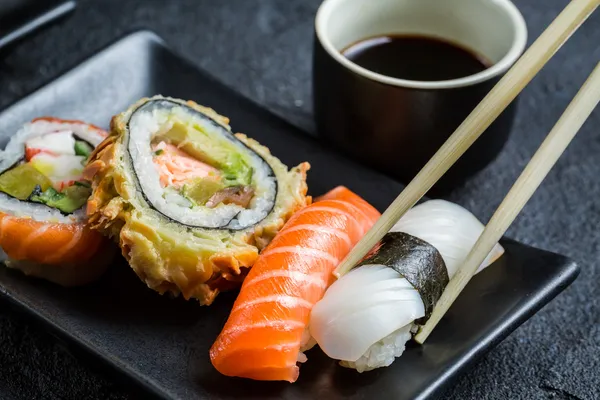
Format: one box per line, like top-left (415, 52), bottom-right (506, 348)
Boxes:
top-left (309, 199), bottom-right (505, 372)
top-left (210, 186), bottom-right (380, 382)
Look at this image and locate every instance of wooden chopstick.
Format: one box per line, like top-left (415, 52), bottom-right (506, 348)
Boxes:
top-left (333, 0), bottom-right (599, 278)
top-left (415, 61), bottom-right (600, 343)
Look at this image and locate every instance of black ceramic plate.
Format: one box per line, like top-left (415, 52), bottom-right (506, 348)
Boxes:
top-left (0, 31), bottom-right (579, 400)
top-left (0, 0), bottom-right (75, 51)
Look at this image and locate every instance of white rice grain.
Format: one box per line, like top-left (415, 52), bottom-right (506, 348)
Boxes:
top-left (339, 324), bottom-right (413, 373)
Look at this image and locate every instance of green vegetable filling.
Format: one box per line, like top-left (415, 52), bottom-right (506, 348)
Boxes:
top-left (29, 184), bottom-right (91, 213)
top-left (74, 140), bottom-right (93, 158)
top-left (222, 152), bottom-right (254, 187)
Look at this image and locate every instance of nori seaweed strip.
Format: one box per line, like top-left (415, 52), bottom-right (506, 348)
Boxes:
top-left (356, 232), bottom-right (449, 324)
top-left (72, 134), bottom-right (95, 147)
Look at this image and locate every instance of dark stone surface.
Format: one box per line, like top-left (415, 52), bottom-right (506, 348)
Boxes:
top-left (0, 0), bottom-right (598, 399)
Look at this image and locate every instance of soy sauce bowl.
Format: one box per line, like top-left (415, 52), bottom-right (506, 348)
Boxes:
top-left (313, 0), bottom-right (527, 193)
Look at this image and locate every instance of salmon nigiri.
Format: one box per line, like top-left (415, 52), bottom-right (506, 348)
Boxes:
top-left (210, 186), bottom-right (380, 382)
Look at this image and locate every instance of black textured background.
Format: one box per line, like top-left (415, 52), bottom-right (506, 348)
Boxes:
top-left (0, 1), bottom-right (599, 399)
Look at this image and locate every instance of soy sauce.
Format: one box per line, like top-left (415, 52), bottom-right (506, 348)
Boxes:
top-left (342, 35), bottom-right (491, 81)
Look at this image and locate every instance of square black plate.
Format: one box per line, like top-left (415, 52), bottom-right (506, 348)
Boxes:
top-left (0, 0), bottom-right (75, 51)
top-left (0, 31), bottom-right (579, 400)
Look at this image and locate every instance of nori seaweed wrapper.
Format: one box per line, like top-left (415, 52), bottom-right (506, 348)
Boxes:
top-left (356, 232), bottom-right (449, 323)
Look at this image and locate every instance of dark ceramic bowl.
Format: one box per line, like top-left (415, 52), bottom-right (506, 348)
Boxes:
top-left (313, 0), bottom-right (527, 193)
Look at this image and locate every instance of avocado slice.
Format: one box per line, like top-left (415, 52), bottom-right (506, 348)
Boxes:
top-left (156, 114), bottom-right (256, 189)
top-left (158, 121), bottom-right (224, 168)
top-left (182, 179), bottom-right (224, 206)
top-left (0, 163), bottom-right (53, 200)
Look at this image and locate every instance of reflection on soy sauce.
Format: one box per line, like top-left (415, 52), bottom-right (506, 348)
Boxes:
top-left (342, 34), bottom-right (491, 81)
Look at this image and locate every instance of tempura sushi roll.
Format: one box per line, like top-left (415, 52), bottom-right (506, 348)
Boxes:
top-left (0, 118), bottom-right (113, 286)
top-left (84, 96), bottom-right (310, 305)
top-left (309, 200), bottom-right (505, 372)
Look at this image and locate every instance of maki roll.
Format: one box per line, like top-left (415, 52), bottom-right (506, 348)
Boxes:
top-left (84, 96), bottom-right (310, 305)
top-left (309, 200), bottom-right (505, 372)
top-left (0, 117), bottom-right (113, 286)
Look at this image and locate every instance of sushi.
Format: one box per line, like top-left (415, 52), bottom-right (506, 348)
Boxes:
top-left (0, 117), bottom-right (113, 286)
top-left (83, 96), bottom-right (310, 305)
top-left (210, 186), bottom-right (380, 382)
top-left (309, 199), bottom-right (505, 372)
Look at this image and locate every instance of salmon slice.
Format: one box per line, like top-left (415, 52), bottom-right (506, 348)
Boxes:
top-left (0, 212), bottom-right (104, 266)
top-left (210, 186), bottom-right (380, 382)
top-left (152, 142), bottom-right (219, 189)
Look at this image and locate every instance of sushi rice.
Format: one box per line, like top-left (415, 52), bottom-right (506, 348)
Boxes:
top-left (340, 324), bottom-right (414, 373)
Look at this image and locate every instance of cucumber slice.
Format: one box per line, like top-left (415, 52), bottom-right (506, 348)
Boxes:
top-left (74, 140), bottom-right (93, 158)
top-left (29, 184), bottom-right (91, 213)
